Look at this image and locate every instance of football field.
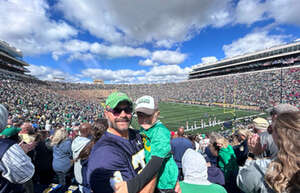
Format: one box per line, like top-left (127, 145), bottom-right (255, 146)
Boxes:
top-left (131, 102), bottom-right (262, 134)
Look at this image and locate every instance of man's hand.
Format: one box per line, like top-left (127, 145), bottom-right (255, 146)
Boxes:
top-left (247, 134), bottom-right (266, 156)
top-left (175, 181), bottom-right (182, 193)
top-left (114, 181), bottom-right (128, 193)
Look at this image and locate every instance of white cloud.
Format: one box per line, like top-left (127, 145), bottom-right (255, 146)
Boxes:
top-left (147, 65), bottom-right (190, 77)
top-left (151, 50), bottom-right (187, 65)
top-left (67, 53), bottom-right (95, 62)
top-left (235, 0), bottom-right (266, 25)
top-left (0, 0), bottom-right (77, 56)
top-left (141, 65), bottom-right (191, 83)
top-left (138, 59), bottom-right (159, 66)
top-left (266, 0), bottom-right (300, 26)
top-left (201, 56), bottom-right (218, 64)
top-left (28, 64), bottom-right (80, 82)
top-left (79, 64), bottom-right (191, 83)
top-left (81, 68), bottom-right (146, 81)
top-left (50, 40), bottom-right (151, 61)
top-left (57, 0), bottom-right (232, 47)
top-left (222, 31), bottom-right (286, 58)
top-left (235, 0), bottom-right (300, 26)
top-left (56, 0), bottom-right (123, 43)
top-left (90, 43), bottom-right (150, 58)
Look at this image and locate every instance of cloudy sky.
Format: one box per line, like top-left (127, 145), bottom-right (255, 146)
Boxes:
top-left (0, 0), bottom-right (299, 83)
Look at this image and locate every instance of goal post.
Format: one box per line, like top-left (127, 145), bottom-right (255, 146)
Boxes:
top-left (223, 79), bottom-right (237, 116)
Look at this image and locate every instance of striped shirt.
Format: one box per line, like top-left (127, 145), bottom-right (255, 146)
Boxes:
top-left (0, 144), bottom-right (34, 184)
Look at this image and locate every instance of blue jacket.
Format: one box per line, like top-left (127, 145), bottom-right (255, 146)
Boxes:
top-left (52, 138), bottom-right (73, 173)
top-left (87, 129), bottom-right (144, 193)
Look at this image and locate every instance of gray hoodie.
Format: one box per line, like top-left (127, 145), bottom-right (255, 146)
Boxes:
top-left (237, 159), bottom-right (275, 193)
top-left (182, 148), bottom-right (211, 185)
top-left (72, 136), bottom-right (90, 185)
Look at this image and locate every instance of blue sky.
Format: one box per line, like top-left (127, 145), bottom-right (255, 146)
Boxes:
top-left (0, 0), bottom-right (299, 83)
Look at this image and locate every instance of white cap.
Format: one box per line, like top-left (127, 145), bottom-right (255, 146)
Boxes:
top-left (135, 96), bottom-right (158, 115)
top-left (253, 117), bottom-right (269, 130)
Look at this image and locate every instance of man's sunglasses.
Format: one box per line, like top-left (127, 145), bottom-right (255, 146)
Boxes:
top-left (106, 106), bottom-right (133, 116)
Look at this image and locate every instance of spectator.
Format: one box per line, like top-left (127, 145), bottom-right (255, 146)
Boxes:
top-left (209, 133), bottom-right (241, 193)
top-left (131, 95), bottom-right (178, 192)
top-left (265, 112), bottom-right (300, 192)
top-left (32, 130), bottom-right (54, 192)
top-left (87, 92), bottom-right (155, 193)
top-left (51, 128), bottom-right (73, 186)
top-left (268, 103), bottom-right (299, 133)
top-left (203, 133), bottom-right (219, 166)
top-left (171, 127), bottom-right (194, 180)
top-left (237, 112), bottom-right (300, 193)
top-left (251, 117), bottom-right (278, 159)
top-left (72, 123), bottom-right (92, 192)
top-left (232, 128), bottom-right (251, 166)
top-left (0, 104), bottom-right (35, 193)
top-left (74, 119), bottom-right (108, 193)
top-left (180, 148), bottom-right (227, 193)
top-left (204, 155), bottom-right (225, 186)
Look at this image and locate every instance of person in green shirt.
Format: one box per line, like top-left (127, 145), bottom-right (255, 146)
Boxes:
top-left (209, 134), bottom-right (241, 193)
top-left (136, 95), bottom-right (178, 192)
top-left (180, 148), bottom-right (227, 193)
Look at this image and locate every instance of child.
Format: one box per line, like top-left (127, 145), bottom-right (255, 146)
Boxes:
top-left (135, 95), bottom-right (178, 192)
top-left (115, 95), bottom-right (178, 193)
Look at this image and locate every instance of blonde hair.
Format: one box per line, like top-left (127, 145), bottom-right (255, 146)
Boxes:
top-left (210, 132), bottom-right (229, 148)
top-left (236, 128), bottom-right (252, 138)
top-left (215, 136), bottom-right (229, 148)
top-left (50, 128), bottom-right (68, 146)
top-left (209, 132), bottom-right (222, 143)
top-left (265, 112), bottom-right (300, 193)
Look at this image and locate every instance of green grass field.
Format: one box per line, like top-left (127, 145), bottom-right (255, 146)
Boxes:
top-left (131, 102), bottom-right (263, 134)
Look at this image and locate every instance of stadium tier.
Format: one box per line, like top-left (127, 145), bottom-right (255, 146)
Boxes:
top-left (0, 40), bottom-right (30, 75)
top-left (189, 41), bottom-right (300, 79)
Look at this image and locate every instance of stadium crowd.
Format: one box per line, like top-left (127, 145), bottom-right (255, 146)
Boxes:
top-left (42, 67), bottom-right (300, 110)
top-left (117, 67), bottom-right (299, 109)
top-left (0, 66), bottom-right (299, 193)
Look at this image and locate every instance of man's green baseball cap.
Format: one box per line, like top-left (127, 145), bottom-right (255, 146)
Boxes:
top-left (105, 92), bottom-right (132, 109)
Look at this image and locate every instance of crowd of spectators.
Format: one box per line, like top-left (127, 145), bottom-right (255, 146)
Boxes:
top-left (0, 63), bottom-right (299, 193)
top-left (41, 66), bottom-right (300, 111)
top-left (0, 72), bottom-right (104, 131)
top-left (117, 67), bottom-right (299, 109)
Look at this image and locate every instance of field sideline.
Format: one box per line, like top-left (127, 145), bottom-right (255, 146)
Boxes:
top-left (131, 102), bottom-right (262, 134)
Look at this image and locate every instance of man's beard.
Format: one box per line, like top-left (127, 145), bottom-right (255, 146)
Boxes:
top-left (108, 117), bottom-right (131, 132)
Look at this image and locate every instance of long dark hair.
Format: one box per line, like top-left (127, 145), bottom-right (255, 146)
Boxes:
top-left (75, 118), bottom-right (108, 162)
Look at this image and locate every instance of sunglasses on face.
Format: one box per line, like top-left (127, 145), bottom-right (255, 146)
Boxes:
top-left (106, 106), bottom-right (133, 116)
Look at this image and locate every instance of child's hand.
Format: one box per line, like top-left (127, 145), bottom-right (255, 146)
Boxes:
top-left (114, 181), bottom-right (128, 193)
top-left (175, 181), bottom-right (182, 193)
